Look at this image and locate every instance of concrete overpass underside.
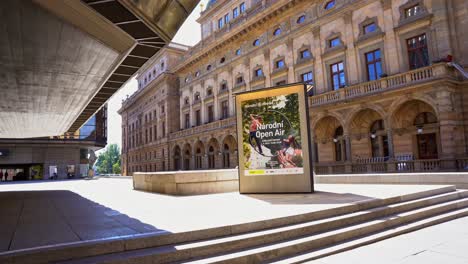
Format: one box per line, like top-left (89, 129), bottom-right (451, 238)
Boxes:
top-left (0, 0), bottom-right (198, 138)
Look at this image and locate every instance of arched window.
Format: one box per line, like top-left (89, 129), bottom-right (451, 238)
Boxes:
top-left (273, 28), bottom-right (282, 36)
top-left (324, 0), bottom-right (335, 10)
top-left (195, 71), bottom-right (200, 77)
top-left (207, 64), bottom-right (212, 71)
top-left (235, 48), bottom-right (242, 55)
top-left (253, 39), bottom-right (261, 46)
top-left (414, 112), bottom-right (437, 126)
top-left (208, 146), bottom-right (215, 169)
top-left (334, 126), bottom-right (345, 161)
top-left (297, 15), bottom-right (306, 24)
top-left (220, 57), bottom-right (226, 64)
top-left (223, 144), bottom-right (230, 168)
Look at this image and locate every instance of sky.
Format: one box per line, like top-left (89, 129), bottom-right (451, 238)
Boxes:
top-left (100, 0), bottom-right (209, 154)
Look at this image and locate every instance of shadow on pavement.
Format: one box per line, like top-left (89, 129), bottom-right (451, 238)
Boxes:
top-left (0, 190), bottom-right (170, 253)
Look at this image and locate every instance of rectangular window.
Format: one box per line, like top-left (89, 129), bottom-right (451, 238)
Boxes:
top-left (162, 121), bottom-right (165, 137)
top-left (221, 100), bottom-right (229, 119)
top-left (185, 113), bottom-right (190, 129)
top-left (255, 68), bottom-right (263, 77)
top-left (196, 110), bottom-right (201, 126)
top-left (301, 71), bottom-right (313, 84)
top-left (236, 76), bottom-right (244, 84)
top-left (365, 49), bottom-right (383, 81)
top-left (240, 2), bottom-right (245, 13)
top-left (208, 105), bottom-right (214, 123)
top-left (330, 61), bottom-right (346, 90)
top-left (161, 105), bottom-right (165, 113)
top-left (233, 7), bottom-right (239, 18)
top-left (224, 13), bottom-right (229, 24)
top-left (363, 23), bottom-right (376, 34)
top-left (329, 37), bottom-right (340, 48)
top-left (300, 49), bottom-right (311, 59)
top-left (221, 83), bottom-right (227, 91)
top-left (218, 18), bottom-right (224, 29)
top-left (405, 4), bottom-right (421, 18)
top-left (407, 34), bottom-right (429, 70)
top-left (275, 59), bottom-right (285, 69)
top-left (154, 125), bottom-right (157, 140)
top-left (276, 80), bottom-right (286, 85)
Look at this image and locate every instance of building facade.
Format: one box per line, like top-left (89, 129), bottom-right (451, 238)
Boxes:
top-left (120, 0), bottom-right (468, 176)
top-left (0, 106), bottom-right (107, 180)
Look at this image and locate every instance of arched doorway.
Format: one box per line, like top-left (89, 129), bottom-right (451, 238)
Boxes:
top-left (313, 116), bottom-right (344, 162)
top-left (333, 126), bottom-right (345, 162)
top-left (182, 143), bottom-right (192, 170)
top-left (222, 135), bottom-right (237, 168)
top-left (391, 99), bottom-right (439, 160)
top-left (194, 141), bottom-right (205, 169)
top-left (349, 108), bottom-right (386, 160)
top-left (414, 112), bottom-right (438, 159)
top-left (173, 145), bottom-right (181, 170)
top-left (207, 138), bottom-right (220, 169)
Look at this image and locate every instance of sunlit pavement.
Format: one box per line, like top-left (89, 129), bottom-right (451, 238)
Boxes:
top-left (310, 216), bottom-right (468, 264)
top-left (0, 178), bottom-right (460, 254)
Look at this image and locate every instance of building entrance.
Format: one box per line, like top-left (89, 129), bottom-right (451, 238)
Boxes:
top-left (0, 164), bottom-right (43, 181)
top-left (417, 133), bottom-right (438, 159)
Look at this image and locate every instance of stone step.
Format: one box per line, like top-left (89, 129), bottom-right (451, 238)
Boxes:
top-left (183, 196), bottom-right (468, 264)
top-left (55, 188), bottom-right (467, 264)
top-left (271, 207), bottom-right (468, 264)
top-left (0, 185), bottom-right (456, 264)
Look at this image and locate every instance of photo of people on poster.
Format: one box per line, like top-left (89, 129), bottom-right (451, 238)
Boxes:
top-left (240, 93), bottom-right (303, 175)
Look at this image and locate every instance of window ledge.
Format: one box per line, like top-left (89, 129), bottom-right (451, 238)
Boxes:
top-left (396, 13), bottom-right (433, 31)
top-left (295, 56), bottom-right (314, 66)
top-left (271, 66), bottom-right (288, 77)
top-left (355, 31), bottom-right (385, 46)
top-left (322, 45), bottom-right (347, 58)
top-left (250, 76), bottom-right (266, 84)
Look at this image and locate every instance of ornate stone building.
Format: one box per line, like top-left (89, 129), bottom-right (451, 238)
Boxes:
top-left (120, 0), bottom-right (468, 176)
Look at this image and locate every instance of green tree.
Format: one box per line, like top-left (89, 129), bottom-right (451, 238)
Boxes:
top-left (112, 162), bottom-right (121, 174)
top-left (96, 144), bottom-right (121, 174)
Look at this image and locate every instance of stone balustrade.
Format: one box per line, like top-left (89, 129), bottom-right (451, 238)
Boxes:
top-left (310, 63), bottom-right (453, 107)
top-left (314, 157), bottom-right (468, 175)
top-left (170, 117), bottom-right (236, 140)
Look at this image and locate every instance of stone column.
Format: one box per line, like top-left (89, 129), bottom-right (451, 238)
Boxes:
top-left (311, 27), bottom-right (325, 93)
top-left (286, 38), bottom-right (295, 83)
top-left (381, 0), bottom-right (400, 75)
top-left (343, 11), bottom-right (359, 85)
top-left (263, 48), bottom-right (271, 87)
top-left (345, 135), bottom-right (352, 161)
top-left (386, 129), bottom-right (394, 158)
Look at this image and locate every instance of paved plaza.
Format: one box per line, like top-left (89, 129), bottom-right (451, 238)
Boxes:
top-left (0, 178), bottom-right (466, 264)
top-left (311, 216), bottom-right (468, 264)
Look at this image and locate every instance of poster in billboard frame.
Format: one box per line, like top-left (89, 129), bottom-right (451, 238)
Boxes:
top-left (235, 83), bottom-right (314, 193)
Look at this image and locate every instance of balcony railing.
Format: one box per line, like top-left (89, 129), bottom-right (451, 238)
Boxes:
top-left (170, 117), bottom-right (236, 140)
top-left (314, 158), bottom-right (468, 174)
top-left (310, 63), bottom-right (454, 107)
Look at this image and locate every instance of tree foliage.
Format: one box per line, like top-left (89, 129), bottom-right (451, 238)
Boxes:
top-left (96, 144), bottom-right (121, 174)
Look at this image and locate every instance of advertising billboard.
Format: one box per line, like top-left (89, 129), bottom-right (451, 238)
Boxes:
top-left (235, 84), bottom-right (314, 193)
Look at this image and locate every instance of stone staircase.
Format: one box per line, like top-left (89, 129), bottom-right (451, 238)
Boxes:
top-left (3, 186), bottom-right (468, 264)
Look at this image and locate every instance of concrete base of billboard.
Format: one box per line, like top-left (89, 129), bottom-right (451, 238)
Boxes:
top-left (133, 170), bottom-right (239, 195)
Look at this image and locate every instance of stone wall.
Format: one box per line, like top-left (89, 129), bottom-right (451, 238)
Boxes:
top-left (133, 169), bottom-right (239, 195)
